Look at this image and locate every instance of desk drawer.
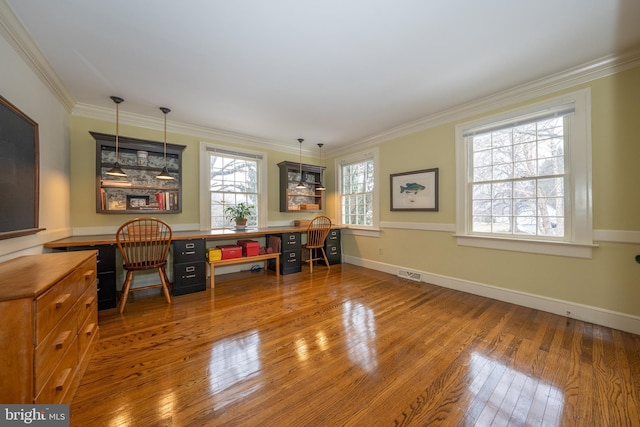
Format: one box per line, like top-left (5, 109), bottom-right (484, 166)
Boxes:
top-left (173, 262), bottom-right (206, 295)
top-left (269, 249), bottom-right (301, 275)
top-left (173, 239), bottom-right (205, 264)
top-left (326, 229), bottom-right (340, 242)
top-left (281, 232), bottom-right (301, 250)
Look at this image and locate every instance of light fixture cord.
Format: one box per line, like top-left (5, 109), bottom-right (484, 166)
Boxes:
top-left (115, 101), bottom-right (119, 162)
top-left (297, 138), bottom-right (304, 186)
top-left (163, 112), bottom-right (167, 165)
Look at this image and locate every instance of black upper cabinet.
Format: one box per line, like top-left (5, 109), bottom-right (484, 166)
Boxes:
top-left (92, 132), bottom-right (185, 214)
top-left (277, 161), bottom-right (325, 213)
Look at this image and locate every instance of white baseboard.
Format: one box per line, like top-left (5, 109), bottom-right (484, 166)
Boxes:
top-left (343, 255), bottom-right (640, 336)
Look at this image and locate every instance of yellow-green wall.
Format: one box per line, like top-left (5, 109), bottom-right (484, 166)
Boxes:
top-left (342, 66), bottom-right (640, 318)
top-left (67, 66), bottom-right (640, 323)
top-left (70, 116), bottom-right (333, 229)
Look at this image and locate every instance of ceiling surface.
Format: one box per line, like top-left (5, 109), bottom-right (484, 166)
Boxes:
top-left (5, 0), bottom-right (640, 151)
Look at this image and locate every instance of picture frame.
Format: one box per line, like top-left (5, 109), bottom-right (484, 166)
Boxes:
top-left (390, 168), bottom-right (439, 211)
top-left (126, 195), bottom-right (149, 210)
top-left (0, 94), bottom-right (43, 239)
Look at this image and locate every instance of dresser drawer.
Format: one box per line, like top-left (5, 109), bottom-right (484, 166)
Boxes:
top-left (35, 271), bottom-right (81, 345)
top-left (77, 283), bottom-right (98, 328)
top-left (173, 261), bottom-right (207, 295)
top-left (35, 335), bottom-right (79, 404)
top-left (78, 308), bottom-right (99, 360)
top-left (34, 307), bottom-right (78, 393)
top-left (35, 257), bottom-right (96, 344)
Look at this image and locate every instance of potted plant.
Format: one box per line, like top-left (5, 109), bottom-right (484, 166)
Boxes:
top-left (224, 202), bottom-right (254, 230)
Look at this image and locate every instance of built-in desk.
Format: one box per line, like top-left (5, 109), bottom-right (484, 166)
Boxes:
top-left (45, 226), bottom-right (343, 307)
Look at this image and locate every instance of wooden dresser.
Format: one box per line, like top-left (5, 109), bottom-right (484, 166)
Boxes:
top-left (0, 251), bottom-right (99, 403)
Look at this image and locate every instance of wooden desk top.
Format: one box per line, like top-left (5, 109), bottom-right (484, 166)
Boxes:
top-left (44, 225), bottom-right (345, 248)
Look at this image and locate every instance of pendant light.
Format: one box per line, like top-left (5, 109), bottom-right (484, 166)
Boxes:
top-left (156, 106), bottom-right (175, 180)
top-left (295, 138), bottom-right (306, 189)
top-left (316, 143), bottom-right (326, 191)
top-left (105, 96), bottom-right (127, 177)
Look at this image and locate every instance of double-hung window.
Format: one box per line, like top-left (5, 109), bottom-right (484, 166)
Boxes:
top-left (455, 89), bottom-right (593, 258)
top-left (199, 144), bottom-right (267, 229)
top-left (338, 148), bottom-right (379, 229)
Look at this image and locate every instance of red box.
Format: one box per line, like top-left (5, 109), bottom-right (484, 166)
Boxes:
top-left (237, 240), bottom-right (260, 257)
top-left (217, 245), bottom-right (242, 259)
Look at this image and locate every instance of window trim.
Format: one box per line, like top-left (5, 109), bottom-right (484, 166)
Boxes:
top-left (199, 142), bottom-right (268, 230)
top-left (455, 89), bottom-right (594, 258)
top-left (336, 147), bottom-right (380, 230)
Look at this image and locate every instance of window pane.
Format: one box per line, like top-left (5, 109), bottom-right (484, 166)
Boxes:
top-left (467, 113), bottom-right (567, 239)
top-left (341, 159), bottom-right (374, 226)
top-left (209, 154), bottom-right (259, 228)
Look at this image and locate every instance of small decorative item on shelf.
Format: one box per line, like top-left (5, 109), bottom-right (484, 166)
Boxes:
top-left (224, 202), bottom-right (254, 230)
top-left (136, 150), bottom-right (148, 166)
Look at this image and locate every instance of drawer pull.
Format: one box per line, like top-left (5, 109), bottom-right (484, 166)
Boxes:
top-left (84, 270), bottom-right (95, 281)
top-left (85, 296), bottom-right (96, 308)
top-left (54, 330), bottom-right (72, 349)
top-left (55, 368), bottom-right (72, 392)
top-left (183, 251), bottom-right (196, 255)
top-left (55, 294), bottom-right (71, 309)
top-left (184, 274), bottom-right (196, 279)
top-left (287, 259), bottom-right (297, 263)
top-left (85, 323), bottom-right (97, 337)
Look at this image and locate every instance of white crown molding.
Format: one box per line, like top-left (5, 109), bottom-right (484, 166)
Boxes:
top-left (5, 0), bottom-right (638, 158)
top-left (72, 102), bottom-right (315, 157)
top-left (330, 48), bottom-right (640, 158)
top-left (0, 0), bottom-right (75, 111)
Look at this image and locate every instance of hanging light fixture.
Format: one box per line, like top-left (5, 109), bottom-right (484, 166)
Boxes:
top-left (295, 138), bottom-right (306, 189)
top-left (156, 107), bottom-right (175, 180)
top-left (316, 143), bottom-right (326, 191)
top-left (105, 96), bottom-right (127, 177)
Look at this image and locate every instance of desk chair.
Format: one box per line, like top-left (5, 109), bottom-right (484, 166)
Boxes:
top-left (303, 216), bottom-right (332, 273)
top-left (116, 218), bottom-right (172, 313)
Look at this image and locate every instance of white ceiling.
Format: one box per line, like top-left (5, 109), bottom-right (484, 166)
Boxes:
top-left (5, 0), bottom-right (640, 152)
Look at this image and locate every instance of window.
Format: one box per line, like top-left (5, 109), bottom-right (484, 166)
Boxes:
top-left (338, 148), bottom-right (379, 229)
top-left (199, 143), bottom-right (267, 229)
top-left (455, 89), bottom-right (593, 258)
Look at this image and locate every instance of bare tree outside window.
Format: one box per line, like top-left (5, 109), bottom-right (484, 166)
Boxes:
top-left (470, 117), bottom-right (566, 238)
top-left (209, 155), bottom-right (258, 228)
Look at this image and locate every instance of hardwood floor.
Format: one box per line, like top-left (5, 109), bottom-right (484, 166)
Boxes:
top-left (70, 264), bottom-right (640, 426)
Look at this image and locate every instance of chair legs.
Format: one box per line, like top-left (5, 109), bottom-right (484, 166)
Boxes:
top-left (307, 247), bottom-right (330, 273)
top-left (118, 268), bottom-right (172, 313)
top-left (118, 270), bottom-right (134, 314)
top-left (158, 267), bottom-right (172, 304)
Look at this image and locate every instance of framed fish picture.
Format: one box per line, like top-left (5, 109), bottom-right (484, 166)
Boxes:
top-left (390, 168), bottom-right (438, 211)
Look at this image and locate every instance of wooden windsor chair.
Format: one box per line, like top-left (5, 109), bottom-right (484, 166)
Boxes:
top-left (303, 216), bottom-right (332, 273)
top-left (115, 217), bottom-right (172, 313)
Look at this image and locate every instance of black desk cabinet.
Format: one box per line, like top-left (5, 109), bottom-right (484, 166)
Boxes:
top-left (172, 239), bottom-right (206, 295)
top-left (324, 229), bottom-right (342, 265)
top-left (51, 244), bottom-right (117, 310)
top-left (268, 232), bottom-right (302, 275)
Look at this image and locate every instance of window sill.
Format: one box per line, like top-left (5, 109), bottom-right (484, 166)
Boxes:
top-left (454, 234), bottom-right (598, 259)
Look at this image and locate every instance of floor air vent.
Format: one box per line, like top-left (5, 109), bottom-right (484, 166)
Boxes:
top-left (398, 269), bottom-right (422, 282)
